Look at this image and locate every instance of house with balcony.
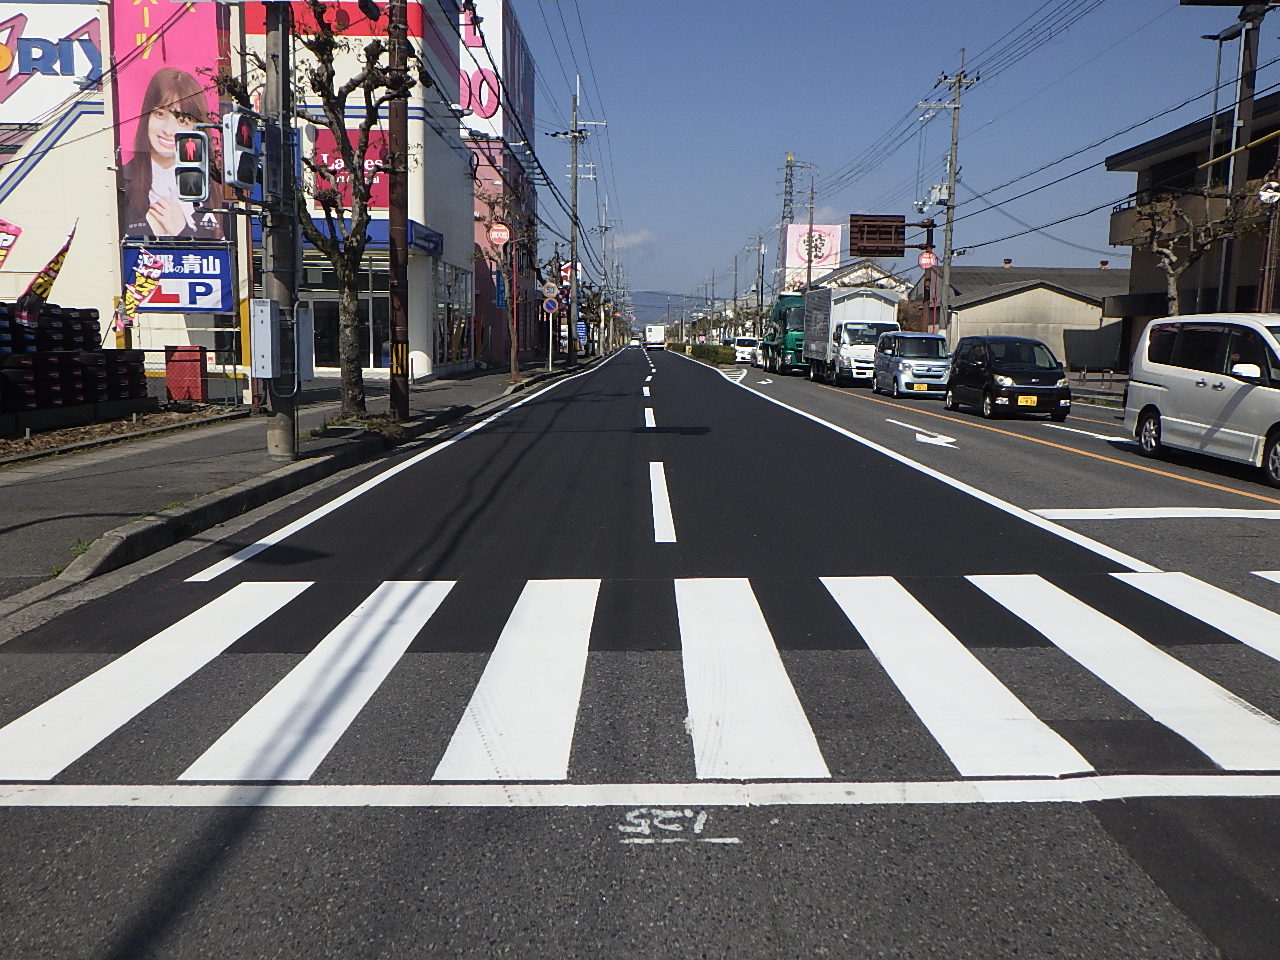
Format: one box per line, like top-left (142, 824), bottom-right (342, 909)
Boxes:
top-left (1104, 89), bottom-right (1280, 366)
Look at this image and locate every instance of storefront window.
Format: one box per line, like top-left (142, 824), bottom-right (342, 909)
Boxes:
top-left (434, 261), bottom-right (473, 364)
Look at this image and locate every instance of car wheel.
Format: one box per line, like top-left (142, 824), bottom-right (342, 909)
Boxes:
top-left (1050, 409), bottom-right (1068, 422)
top-left (944, 386), bottom-right (959, 411)
top-left (1137, 409), bottom-right (1163, 458)
top-left (1262, 431), bottom-right (1280, 488)
top-left (807, 362), bottom-right (817, 382)
top-left (890, 378), bottom-right (902, 399)
top-left (981, 390), bottom-right (999, 419)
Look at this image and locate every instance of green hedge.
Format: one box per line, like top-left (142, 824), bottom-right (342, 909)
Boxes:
top-left (688, 344), bottom-right (736, 365)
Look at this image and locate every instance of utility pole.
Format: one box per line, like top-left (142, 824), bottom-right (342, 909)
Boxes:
top-left (263, 2), bottom-right (297, 459)
top-left (549, 80), bottom-right (602, 366)
top-left (732, 254), bottom-right (738, 334)
top-left (387, 0), bottom-right (409, 419)
top-left (924, 51), bottom-right (978, 332)
top-left (1223, 9), bottom-right (1263, 311)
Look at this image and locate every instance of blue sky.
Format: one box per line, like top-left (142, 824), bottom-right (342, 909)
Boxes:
top-left (511, 1), bottom-right (1275, 301)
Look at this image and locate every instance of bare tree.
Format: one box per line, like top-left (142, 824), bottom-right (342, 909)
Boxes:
top-left (290, 0), bottom-right (421, 417)
top-left (1130, 190), bottom-right (1261, 315)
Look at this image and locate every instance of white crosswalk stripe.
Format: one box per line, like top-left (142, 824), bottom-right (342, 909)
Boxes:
top-left (675, 578), bottom-right (829, 780)
top-left (0, 582), bottom-right (310, 781)
top-left (433, 579), bottom-right (600, 781)
top-left (823, 577), bottom-right (1092, 778)
top-left (181, 581), bottom-right (455, 782)
top-left (972, 575), bottom-right (1280, 771)
top-left (3, 573), bottom-right (1280, 787)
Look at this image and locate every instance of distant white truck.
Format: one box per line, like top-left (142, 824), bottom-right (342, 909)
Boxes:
top-left (644, 324), bottom-right (667, 349)
top-left (802, 287), bottom-right (900, 385)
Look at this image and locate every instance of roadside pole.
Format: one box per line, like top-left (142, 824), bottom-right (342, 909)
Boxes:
top-left (387, 0), bottom-right (409, 420)
top-left (263, 1), bottom-right (297, 459)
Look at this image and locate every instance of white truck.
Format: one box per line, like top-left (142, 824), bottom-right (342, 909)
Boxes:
top-left (644, 324), bottom-right (667, 349)
top-left (802, 287), bottom-right (900, 385)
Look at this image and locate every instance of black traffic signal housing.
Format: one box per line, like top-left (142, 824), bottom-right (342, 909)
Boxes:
top-left (173, 130), bottom-right (210, 202)
top-left (222, 108), bottom-right (259, 191)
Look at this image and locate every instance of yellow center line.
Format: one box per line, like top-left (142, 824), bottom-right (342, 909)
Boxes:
top-left (814, 383), bottom-right (1280, 507)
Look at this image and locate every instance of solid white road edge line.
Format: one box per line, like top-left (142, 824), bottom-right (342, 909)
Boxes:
top-left (1035, 507), bottom-right (1280, 520)
top-left (649, 462), bottom-right (677, 543)
top-left (5, 775), bottom-right (1280, 807)
top-left (685, 351), bottom-right (1159, 573)
top-left (187, 354), bottom-right (622, 582)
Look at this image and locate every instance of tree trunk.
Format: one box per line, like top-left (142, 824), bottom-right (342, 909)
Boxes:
top-left (1164, 268), bottom-right (1182, 317)
top-left (336, 258), bottom-right (367, 417)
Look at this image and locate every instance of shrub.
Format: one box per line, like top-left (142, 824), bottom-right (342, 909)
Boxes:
top-left (689, 344), bottom-right (736, 366)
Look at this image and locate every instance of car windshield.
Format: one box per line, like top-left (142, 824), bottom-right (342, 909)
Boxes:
top-left (990, 340), bottom-right (1059, 369)
top-left (897, 338), bottom-right (947, 359)
top-left (1267, 325), bottom-right (1280, 343)
top-left (735, 338), bottom-right (757, 348)
top-left (783, 306), bottom-right (805, 331)
top-left (844, 323), bottom-right (897, 345)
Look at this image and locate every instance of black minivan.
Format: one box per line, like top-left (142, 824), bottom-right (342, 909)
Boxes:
top-left (944, 335), bottom-right (1072, 421)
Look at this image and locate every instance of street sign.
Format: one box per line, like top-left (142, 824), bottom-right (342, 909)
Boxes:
top-left (488, 222), bottom-right (511, 246)
top-left (918, 250), bottom-right (938, 269)
top-left (849, 214), bottom-right (906, 258)
top-left (542, 298), bottom-right (559, 313)
top-left (541, 282), bottom-right (559, 298)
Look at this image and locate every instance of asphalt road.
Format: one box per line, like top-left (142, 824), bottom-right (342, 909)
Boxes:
top-left (2, 347), bottom-right (1280, 958)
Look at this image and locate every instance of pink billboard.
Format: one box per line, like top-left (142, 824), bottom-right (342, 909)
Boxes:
top-left (112, 0), bottom-right (226, 240)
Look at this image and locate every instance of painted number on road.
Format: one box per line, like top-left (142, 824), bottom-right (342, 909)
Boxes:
top-left (615, 808), bottom-right (741, 845)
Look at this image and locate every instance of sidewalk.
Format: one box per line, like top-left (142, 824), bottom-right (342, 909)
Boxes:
top-left (0, 362), bottom-right (584, 607)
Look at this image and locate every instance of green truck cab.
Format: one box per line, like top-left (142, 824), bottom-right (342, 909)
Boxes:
top-left (759, 293), bottom-right (808, 375)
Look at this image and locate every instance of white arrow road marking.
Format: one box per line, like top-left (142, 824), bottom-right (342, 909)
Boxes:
top-left (1042, 423), bottom-right (1127, 442)
top-left (885, 418), bottom-right (957, 447)
top-left (756, 378), bottom-right (773, 384)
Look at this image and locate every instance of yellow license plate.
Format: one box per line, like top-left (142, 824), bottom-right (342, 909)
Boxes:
top-left (911, 383), bottom-right (928, 391)
top-left (1017, 395), bottom-right (1038, 406)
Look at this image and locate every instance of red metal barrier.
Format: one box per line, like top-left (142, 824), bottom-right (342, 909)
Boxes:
top-left (164, 345), bottom-right (208, 402)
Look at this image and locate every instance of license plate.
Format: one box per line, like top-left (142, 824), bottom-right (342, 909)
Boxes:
top-left (911, 383), bottom-right (928, 391)
top-left (1017, 395), bottom-right (1038, 406)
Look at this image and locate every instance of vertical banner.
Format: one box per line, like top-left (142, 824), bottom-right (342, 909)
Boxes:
top-left (111, 0), bottom-right (225, 240)
top-left (15, 222), bottom-right (76, 324)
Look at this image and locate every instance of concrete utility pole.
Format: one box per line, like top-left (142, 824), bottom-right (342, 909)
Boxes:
top-left (263, 2), bottom-right (297, 459)
top-left (387, 0), bottom-right (409, 419)
top-left (1223, 8), bottom-right (1263, 311)
top-left (927, 51), bottom-right (978, 332)
top-left (550, 80), bottom-right (602, 365)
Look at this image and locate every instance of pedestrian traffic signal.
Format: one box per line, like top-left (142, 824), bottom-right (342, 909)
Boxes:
top-left (222, 108), bottom-right (259, 191)
top-left (173, 131), bottom-right (210, 202)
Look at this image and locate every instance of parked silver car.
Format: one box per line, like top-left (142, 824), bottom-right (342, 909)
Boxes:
top-left (1124, 313), bottom-right (1280, 486)
top-left (873, 332), bottom-right (951, 398)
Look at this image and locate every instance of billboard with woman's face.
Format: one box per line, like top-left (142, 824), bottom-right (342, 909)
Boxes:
top-left (112, 0), bottom-right (225, 240)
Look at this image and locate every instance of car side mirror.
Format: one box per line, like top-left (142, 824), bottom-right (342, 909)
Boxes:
top-left (1230, 362), bottom-right (1263, 380)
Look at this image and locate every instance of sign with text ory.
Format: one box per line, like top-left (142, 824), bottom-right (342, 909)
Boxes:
top-left (122, 246), bottom-right (233, 313)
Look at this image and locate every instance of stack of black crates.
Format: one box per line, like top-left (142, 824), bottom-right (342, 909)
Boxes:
top-left (0, 303), bottom-right (149, 416)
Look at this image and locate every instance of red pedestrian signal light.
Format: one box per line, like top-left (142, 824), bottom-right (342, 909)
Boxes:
top-left (173, 131), bottom-right (210, 203)
top-left (222, 107), bottom-right (260, 190)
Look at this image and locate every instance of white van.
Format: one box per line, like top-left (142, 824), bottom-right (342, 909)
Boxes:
top-left (1123, 313), bottom-right (1280, 486)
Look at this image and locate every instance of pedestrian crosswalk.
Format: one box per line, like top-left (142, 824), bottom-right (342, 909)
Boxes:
top-left (2, 572), bottom-right (1280, 789)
